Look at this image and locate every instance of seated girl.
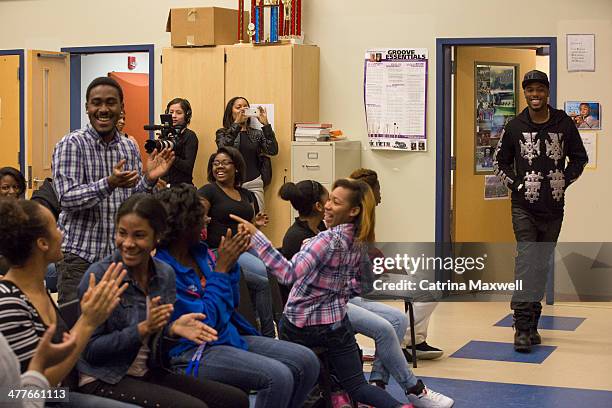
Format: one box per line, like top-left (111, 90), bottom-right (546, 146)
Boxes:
top-left (154, 184), bottom-right (320, 408)
top-left (0, 198), bottom-right (134, 408)
top-left (197, 146), bottom-right (275, 337)
top-left (232, 179), bottom-right (412, 408)
top-left (77, 194), bottom-right (249, 408)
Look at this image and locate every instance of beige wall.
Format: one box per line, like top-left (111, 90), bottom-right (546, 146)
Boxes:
top-left (1, 0), bottom-right (610, 241)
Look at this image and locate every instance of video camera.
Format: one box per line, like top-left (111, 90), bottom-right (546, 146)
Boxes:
top-left (143, 114), bottom-right (183, 154)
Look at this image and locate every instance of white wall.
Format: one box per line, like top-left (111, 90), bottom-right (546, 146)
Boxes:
top-left (1, 0), bottom-right (610, 242)
top-left (80, 52), bottom-right (149, 127)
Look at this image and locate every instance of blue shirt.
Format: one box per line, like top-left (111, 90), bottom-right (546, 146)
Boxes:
top-left (155, 243), bottom-right (258, 358)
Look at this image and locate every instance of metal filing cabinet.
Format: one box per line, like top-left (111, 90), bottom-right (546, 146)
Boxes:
top-left (290, 140), bottom-right (361, 219)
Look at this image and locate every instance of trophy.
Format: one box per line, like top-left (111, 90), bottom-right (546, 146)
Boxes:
top-left (280, 0), bottom-right (301, 40)
top-left (237, 0), bottom-right (302, 44)
top-left (239, 0), bottom-right (280, 44)
top-left (247, 22), bottom-right (256, 43)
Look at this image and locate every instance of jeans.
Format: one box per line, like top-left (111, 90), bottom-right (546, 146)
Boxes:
top-left (57, 252), bottom-right (91, 304)
top-left (171, 335), bottom-right (319, 408)
top-left (348, 297), bottom-right (417, 390)
top-left (279, 315), bottom-right (403, 408)
top-left (239, 251), bottom-right (275, 337)
top-left (510, 206), bottom-right (563, 309)
top-left (79, 369), bottom-right (249, 408)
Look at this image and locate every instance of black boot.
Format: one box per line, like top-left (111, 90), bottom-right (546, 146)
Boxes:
top-left (513, 308), bottom-right (532, 353)
top-left (530, 302), bottom-right (542, 345)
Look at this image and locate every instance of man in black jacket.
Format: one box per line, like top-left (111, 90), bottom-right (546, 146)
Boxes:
top-left (493, 70), bottom-right (588, 352)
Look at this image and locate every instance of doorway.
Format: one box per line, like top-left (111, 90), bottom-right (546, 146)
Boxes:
top-left (60, 45), bottom-right (155, 158)
top-left (435, 37), bottom-right (557, 300)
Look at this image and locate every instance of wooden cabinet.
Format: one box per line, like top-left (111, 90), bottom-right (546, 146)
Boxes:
top-left (162, 44), bottom-right (319, 246)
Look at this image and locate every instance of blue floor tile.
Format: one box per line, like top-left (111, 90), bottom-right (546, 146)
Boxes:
top-left (495, 314), bottom-right (586, 331)
top-left (379, 376), bottom-right (612, 408)
top-left (450, 340), bottom-right (557, 364)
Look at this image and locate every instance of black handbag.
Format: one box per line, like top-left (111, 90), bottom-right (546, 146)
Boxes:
top-left (259, 154), bottom-right (272, 187)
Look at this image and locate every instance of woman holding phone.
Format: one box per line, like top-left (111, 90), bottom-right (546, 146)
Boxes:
top-left (216, 96), bottom-right (278, 211)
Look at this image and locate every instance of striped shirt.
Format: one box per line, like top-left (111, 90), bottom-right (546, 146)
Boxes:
top-left (0, 281), bottom-right (65, 373)
top-left (251, 223), bottom-right (364, 328)
top-left (52, 124), bottom-right (155, 263)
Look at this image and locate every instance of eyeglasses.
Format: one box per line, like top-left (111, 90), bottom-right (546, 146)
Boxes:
top-left (212, 160), bottom-right (234, 167)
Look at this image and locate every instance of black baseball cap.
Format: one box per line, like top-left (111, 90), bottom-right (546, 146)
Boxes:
top-left (522, 70), bottom-right (549, 89)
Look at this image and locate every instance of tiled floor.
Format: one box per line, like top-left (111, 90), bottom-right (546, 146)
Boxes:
top-left (355, 301), bottom-right (612, 406)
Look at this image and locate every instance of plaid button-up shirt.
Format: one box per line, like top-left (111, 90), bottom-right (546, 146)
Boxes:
top-left (52, 124), bottom-right (155, 263)
top-left (251, 223), bottom-right (364, 328)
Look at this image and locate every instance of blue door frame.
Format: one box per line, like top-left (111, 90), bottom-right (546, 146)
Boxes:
top-left (0, 49), bottom-right (25, 175)
top-left (60, 44), bottom-right (155, 135)
top-left (435, 37), bottom-right (558, 303)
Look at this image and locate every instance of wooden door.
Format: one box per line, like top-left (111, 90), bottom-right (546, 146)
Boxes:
top-left (162, 47), bottom-right (226, 187)
top-left (454, 47), bottom-right (535, 242)
top-left (0, 54), bottom-right (21, 170)
top-left (28, 50), bottom-right (70, 189)
top-left (453, 46), bottom-right (536, 284)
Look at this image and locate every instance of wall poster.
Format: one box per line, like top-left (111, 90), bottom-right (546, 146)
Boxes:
top-left (475, 63), bottom-right (518, 174)
top-left (364, 48), bottom-right (428, 151)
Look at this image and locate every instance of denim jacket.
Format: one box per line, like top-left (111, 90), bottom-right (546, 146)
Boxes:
top-left (76, 251), bottom-right (176, 384)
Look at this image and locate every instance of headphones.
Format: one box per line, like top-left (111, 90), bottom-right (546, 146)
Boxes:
top-left (166, 98), bottom-right (192, 125)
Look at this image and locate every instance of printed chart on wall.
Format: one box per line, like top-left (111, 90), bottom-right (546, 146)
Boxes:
top-left (364, 48), bottom-right (428, 151)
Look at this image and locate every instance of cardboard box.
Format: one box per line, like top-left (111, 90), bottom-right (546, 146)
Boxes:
top-left (166, 7), bottom-right (249, 47)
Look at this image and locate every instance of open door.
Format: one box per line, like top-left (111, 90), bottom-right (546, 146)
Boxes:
top-left (454, 46), bottom-right (536, 242)
top-left (28, 50), bottom-right (70, 191)
top-left (453, 46), bottom-right (536, 283)
top-left (109, 71), bottom-right (150, 159)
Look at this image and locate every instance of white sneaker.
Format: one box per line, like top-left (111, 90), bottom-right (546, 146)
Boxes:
top-left (407, 382), bottom-right (454, 408)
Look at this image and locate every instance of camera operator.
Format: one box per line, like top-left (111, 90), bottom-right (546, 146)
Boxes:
top-left (161, 98), bottom-right (199, 186)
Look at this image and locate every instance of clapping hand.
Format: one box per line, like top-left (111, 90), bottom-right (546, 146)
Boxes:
top-left (169, 313), bottom-right (218, 345)
top-left (80, 263), bottom-right (129, 329)
top-left (145, 147), bottom-right (176, 182)
top-left (215, 228), bottom-right (251, 273)
top-left (138, 296), bottom-right (174, 338)
top-left (28, 324), bottom-right (77, 375)
top-left (108, 159), bottom-right (139, 189)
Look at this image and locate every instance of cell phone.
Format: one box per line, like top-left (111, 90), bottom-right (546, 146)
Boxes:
top-left (244, 107), bottom-right (259, 117)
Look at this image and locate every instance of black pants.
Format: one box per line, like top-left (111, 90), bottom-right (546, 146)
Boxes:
top-left (79, 369), bottom-right (249, 408)
top-left (279, 315), bottom-right (401, 408)
top-left (510, 206), bottom-right (563, 310)
top-left (57, 252), bottom-right (91, 304)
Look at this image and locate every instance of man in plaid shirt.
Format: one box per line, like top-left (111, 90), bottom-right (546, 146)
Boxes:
top-left (53, 77), bottom-right (175, 303)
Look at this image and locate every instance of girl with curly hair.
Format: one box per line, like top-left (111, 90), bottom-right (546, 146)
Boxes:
top-left (155, 184), bottom-right (319, 408)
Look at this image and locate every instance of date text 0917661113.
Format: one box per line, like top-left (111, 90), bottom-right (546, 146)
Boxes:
top-left (0, 388), bottom-right (69, 402)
